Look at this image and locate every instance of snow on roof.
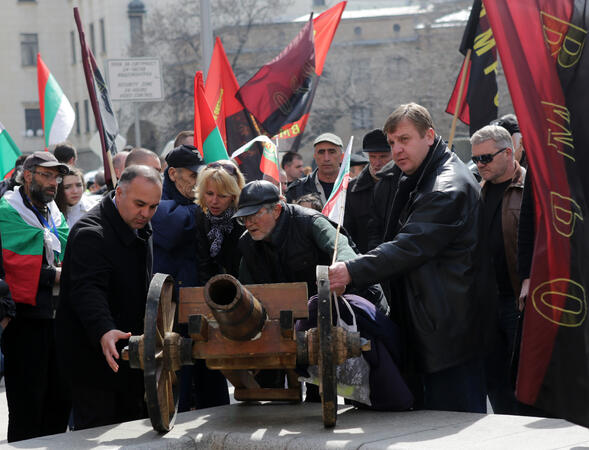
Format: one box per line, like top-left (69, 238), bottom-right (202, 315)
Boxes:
top-left (292, 4), bottom-right (431, 22)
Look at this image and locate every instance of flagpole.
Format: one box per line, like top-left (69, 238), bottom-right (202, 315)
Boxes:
top-left (448, 49), bottom-right (471, 150)
top-left (74, 7), bottom-right (117, 189)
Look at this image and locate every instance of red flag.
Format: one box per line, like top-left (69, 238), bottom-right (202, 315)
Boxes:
top-left (237, 16), bottom-right (315, 136)
top-left (445, 0), bottom-right (498, 135)
top-left (484, 0), bottom-right (589, 427)
top-left (205, 37), bottom-right (263, 180)
top-left (275, 1), bottom-right (346, 152)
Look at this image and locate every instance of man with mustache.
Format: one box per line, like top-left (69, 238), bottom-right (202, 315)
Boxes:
top-left (0, 151), bottom-right (70, 442)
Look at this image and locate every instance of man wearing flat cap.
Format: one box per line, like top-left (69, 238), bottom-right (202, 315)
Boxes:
top-left (349, 153), bottom-right (368, 179)
top-left (344, 129), bottom-right (394, 254)
top-left (235, 180), bottom-right (388, 312)
top-left (0, 151), bottom-right (70, 441)
top-left (286, 132), bottom-right (344, 204)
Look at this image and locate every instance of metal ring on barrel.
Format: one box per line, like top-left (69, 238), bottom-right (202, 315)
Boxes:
top-left (316, 265), bottom-right (337, 428)
top-left (143, 273), bottom-right (179, 433)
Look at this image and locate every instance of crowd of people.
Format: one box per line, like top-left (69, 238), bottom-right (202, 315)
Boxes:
top-left (0, 102), bottom-right (541, 442)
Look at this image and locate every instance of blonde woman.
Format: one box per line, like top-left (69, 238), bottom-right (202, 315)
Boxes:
top-left (195, 160), bottom-right (246, 285)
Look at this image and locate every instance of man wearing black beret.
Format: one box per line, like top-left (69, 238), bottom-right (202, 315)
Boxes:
top-left (344, 129), bottom-right (393, 254)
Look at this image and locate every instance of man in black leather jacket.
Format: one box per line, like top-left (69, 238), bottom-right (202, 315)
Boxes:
top-left (329, 103), bottom-right (486, 413)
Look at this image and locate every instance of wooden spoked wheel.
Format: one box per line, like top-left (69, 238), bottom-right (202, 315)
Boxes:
top-left (143, 273), bottom-right (179, 433)
top-left (316, 265), bottom-right (337, 428)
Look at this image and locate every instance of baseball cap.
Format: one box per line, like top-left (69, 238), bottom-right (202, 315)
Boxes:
top-left (23, 151), bottom-right (69, 175)
top-left (362, 129), bottom-right (390, 152)
top-left (492, 114), bottom-right (520, 136)
top-left (165, 144), bottom-right (205, 173)
top-left (313, 132), bottom-right (343, 147)
top-left (233, 180), bottom-right (280, 218)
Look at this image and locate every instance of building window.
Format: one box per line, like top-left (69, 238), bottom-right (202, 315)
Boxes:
top-left (18, 0), bottom-right (37, 2)
top-left (89, 23), bottom-right (96, 54)
top-left (351, 106), bottom-right (373, 130)
top-left (354, 26), bottom-right (362, 36)
top-left (100, 18), bottom-right (106, 53)
top-left (75, 102), bottom-right (80, 135)
top-left (20, 33), bottom-right (38, 67)
top-left (70, 31), bottom-right (77, 64)
top-left (84, 100), bottom-right (90, 133)
top-left (24, 108), bottom-right (42, 137)
top-left (313, 0), bottom-right (325, 5)
top-left (393, 24), bottom-right (401, 32)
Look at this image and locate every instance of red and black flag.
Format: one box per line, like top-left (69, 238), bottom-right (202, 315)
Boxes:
top-left (446, 0), bottom-right (498, 135)
top-left (275, 1), bottom-right (346, 152)
top-left (204, 37), bottom-right (263, 181)
top-left (485, 0), bottom-right (589, 427)
top-left (73, 7), bottom-right (119, 188)
top-left (237, 16), bottom-right (316, 137)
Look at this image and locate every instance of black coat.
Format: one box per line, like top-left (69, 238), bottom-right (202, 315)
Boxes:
top-left (195, 209), bottom-right (244, 285)
top-left (346, 137), bottom-right (484, 374)
top-left (344, 165), bottom-right (376, 254)
top-left (366, 159), bottom-right (401, 251)
top-left (57, 194), bottom-right (153, 392)
top-left (286, 169), bottom-right (325, 203)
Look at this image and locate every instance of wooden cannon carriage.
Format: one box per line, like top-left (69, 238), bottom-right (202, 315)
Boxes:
top-left (122, 266), bottom-right (369, 432)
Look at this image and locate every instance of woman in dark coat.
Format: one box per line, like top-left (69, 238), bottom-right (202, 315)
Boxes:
top-left (195, 160), bottom-right (246, 285)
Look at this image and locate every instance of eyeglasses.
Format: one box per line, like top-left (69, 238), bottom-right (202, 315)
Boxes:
top-left (207, 161), bottom-right (237, 176)
top-left (471, 147), bottom-right (508, 165)
top-left (33, 171), bottom-right (63, 183)
top-left (236, 207), bottom-right (270, 226)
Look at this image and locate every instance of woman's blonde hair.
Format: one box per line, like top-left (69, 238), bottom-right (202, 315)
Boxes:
top-left (195, 160), bottom-right (245, 213)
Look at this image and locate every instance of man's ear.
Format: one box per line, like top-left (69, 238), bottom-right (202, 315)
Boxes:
top-left (168, 167), bottom-right (177, 182)
top-left (23, 169), bottom-right (33, 183)
top-left (426, 127), bottom-right (435, 145)
top-left (273, 203), bottom-right (282, 219)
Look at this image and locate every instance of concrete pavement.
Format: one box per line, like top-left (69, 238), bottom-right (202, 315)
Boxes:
top-left (0, 399), bottom-right (588, 449)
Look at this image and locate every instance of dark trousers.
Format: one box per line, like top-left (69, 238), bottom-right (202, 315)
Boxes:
top-left (1, 317), bottom-right (70, 442)
top-left (178, 359), bottom-right (229, 412)
top-left (423, 357), bottom-right (487, 413)
top-left (72, 383), bottom-right (147, 430)
top-left (485, 294), bottom-right (520, 414)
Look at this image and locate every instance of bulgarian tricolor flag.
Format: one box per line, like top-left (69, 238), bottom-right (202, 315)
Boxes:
top-left (230, 135), bottom-right (280, 184)
top-left (322, 136), bottom-right (352, 223)
top-left (194, 71), bottom-right (229, 164)
top-left (37, 53), bottom-right (75, 149)
top-left (0, 187), bottom-right (68, 305)
top-left (0, 121), bottom-right (21, 179)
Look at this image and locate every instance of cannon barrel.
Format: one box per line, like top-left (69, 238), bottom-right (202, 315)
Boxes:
top-left (204, 274), bottom-right (267, 341)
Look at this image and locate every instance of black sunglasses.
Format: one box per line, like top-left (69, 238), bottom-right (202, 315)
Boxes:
top-left (207, 161), bottom-right (237, 176)
top-left (471, 147), bottom-right (508, 165)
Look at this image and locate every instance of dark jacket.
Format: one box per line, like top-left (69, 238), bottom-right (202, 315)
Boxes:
top-left (239, 203), bottom-right (389, 313)
top-left (344, 164), bottom-right (377, 254)
top-left (481, 161), bottom-right (526, 296)
top-left (57, 193), bottom-right (153, 391)
top-left (196, 209), bottom-right (244, 285)
top-left (366, 160), bottom-right (401, 251)
top-left (152, 169), bottom-right (200, 290)
top-left (286, 169), bottom-right (328, 204)
top-left (346, 137), bottom-right (484, 374)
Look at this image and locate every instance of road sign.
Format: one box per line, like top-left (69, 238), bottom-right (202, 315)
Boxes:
top-left (106, 58), bottom-right (164, 102)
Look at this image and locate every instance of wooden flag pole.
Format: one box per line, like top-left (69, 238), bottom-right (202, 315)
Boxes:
top-left (448, 48), bottom-right (472, 150)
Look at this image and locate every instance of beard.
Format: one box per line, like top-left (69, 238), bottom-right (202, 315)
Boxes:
top-left (30, 177), bottom-right (56, 205)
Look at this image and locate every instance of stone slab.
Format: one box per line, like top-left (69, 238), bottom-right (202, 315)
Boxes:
top-left (2, 403), bottom-right (588, 449)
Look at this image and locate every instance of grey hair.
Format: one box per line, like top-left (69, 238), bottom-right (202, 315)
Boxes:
top-left (470, 125), bottom-right (513, 151)
top-left (118, 165), bottom-right (162, 189)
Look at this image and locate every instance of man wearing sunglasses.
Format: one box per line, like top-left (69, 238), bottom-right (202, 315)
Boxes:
top-left (0, 151), bottom-right (70, 441)
top-left (329, 103), bottom-right (486, 414)
top-left (471, 124), bottom-right (525, 415)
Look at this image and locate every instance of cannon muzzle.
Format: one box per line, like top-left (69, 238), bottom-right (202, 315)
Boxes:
top-left (204, 274), bottom-right (267, 341)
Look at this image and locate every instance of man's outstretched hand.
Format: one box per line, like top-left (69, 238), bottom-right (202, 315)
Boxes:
top-left (100, 329), bottom-right (132, 372)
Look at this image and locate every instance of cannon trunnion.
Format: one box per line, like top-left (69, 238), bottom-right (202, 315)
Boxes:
top-left (123, 269), bottom-right (368, 432)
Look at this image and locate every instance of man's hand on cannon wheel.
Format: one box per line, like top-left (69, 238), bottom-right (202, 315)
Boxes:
top-left (100, 329), bottom-right (132, 372)
top-left (329, 262), bottom-right (351, 295)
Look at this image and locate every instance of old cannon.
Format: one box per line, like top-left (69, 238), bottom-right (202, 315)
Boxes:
top-left (122, 267), bottom-right (369, 432)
